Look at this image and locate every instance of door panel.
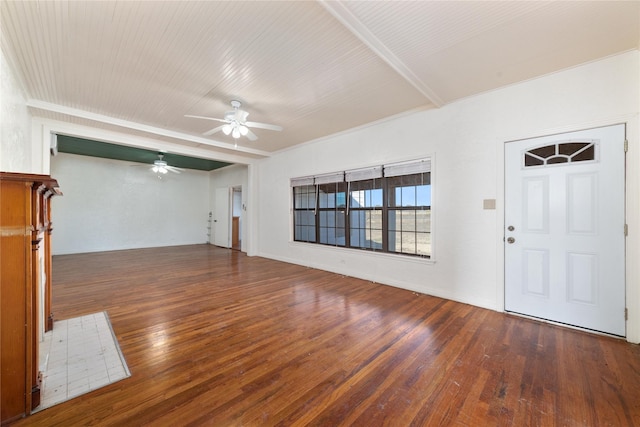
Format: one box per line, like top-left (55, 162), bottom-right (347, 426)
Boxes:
top-left (214, 187), bottom-right (230, 248)
top-left (505, 124), bottom-right (625, 336)
top-left (566, 252), bottom-right (596, 304)
top-left (522, 249), bottom-right (549, 297)
top-left (522, 176), bottom-right (548, 233)
top-left (567, 173), bottom-right (597, 234)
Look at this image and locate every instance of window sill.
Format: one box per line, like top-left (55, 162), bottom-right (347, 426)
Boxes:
top-left (289, 240), bottom-right (436, 265)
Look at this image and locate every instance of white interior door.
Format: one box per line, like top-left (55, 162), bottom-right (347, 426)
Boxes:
top-left (214, 187), bottom-right (231, 248)
top-left (505, 124), bottom-right (626, 336)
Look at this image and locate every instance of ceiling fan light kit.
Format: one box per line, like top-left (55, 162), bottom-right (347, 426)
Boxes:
top-left (185, 100), bottom-right (282, 142)
top-left (222, 122), bottom-right (249, 139)
top-left (149, 154), bottom-right (183, 175)
top-left (152, 160), bottom-right (169, 174)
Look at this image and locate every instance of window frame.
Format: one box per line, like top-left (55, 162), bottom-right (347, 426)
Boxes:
top-left (316, 181), bottom-right (348, 247)
top-left (292, 183), bottom-right (317, 243)
top-left (385, 172), bottom-right (432, 257)
top-left (291, 159), bottom-right (432, 260)
top-left (348, 177), bottom-right (384, 252)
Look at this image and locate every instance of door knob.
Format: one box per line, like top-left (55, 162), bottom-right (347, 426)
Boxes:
top-left (507, 237), bottom-right (515, 244)
top-left (507, 225), bottom-right (515, 231)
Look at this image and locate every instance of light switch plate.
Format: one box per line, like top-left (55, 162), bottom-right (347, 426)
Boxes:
top-left (483, 199), bottom-right (496, 210)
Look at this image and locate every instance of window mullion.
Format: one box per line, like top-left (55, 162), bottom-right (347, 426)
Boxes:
top-left (382, 177), bottom-right (388, 253)
top-left (345, 181), bottom-right (351, 248)
top-left (315, 185), bottom-right (320, 244)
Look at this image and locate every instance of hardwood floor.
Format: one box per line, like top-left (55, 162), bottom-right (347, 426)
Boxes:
top-left (11, 245), bottom-right (640, 426)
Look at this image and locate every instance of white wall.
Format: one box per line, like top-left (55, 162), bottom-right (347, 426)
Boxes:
top-left (0, 48), bottom-right (33, 173)
top-left (209, 164), bottom-right (249, 252)
top-left (51, 153), bottom-right (211, 254)
top-left (256, 51), bottom-right (640, 341)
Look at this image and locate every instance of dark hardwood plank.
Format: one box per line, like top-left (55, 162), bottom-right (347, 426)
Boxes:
top-left (10, 245), bottom-right (640, 426)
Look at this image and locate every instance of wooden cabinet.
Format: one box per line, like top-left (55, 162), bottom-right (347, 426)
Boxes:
top-left (1, 172), bottom-right (60, 425)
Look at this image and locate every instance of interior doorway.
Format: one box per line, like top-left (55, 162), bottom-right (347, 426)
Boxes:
top-left (213, 186), bottom-right (243, 251)
top-left (213, 187), bottom-right (230, 248)
top-left (232, 186), bottom-right (242, 251)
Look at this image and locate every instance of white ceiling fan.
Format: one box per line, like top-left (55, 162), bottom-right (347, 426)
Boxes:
top-left (185, 100), bottom-right (283, 141)
top-left (150, 153), bottom-right (183, 175)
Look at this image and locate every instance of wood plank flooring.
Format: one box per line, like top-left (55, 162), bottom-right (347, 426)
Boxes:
top-left (11, 245), bottom-right (640, 426)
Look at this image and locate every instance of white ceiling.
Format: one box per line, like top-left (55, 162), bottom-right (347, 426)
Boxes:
top-left (2, 1), bottom-right (638, 159)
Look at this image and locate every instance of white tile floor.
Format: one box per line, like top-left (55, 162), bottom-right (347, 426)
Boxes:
top-left (36, 311), bottom-right (130, 411)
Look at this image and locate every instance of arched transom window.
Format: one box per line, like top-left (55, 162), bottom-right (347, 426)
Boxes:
top-left (524, 141), bottom-right (597, 167)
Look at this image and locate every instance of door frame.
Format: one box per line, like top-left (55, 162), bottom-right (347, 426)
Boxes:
top-left (503, 124), bottom-right (625, 336)
top-left (497, 120), bottom-right (638, 343)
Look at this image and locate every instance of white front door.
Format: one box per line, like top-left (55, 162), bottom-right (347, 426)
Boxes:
top-left (505, 124), bottom-right (626, 336)
top-left (214, 187), bottom-right (231, 248)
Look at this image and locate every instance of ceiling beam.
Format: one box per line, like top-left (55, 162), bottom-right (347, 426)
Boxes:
top-left (26, 99), bottom-right (272, 158)
top-left (319, 0), bottom-right (443, 108)
top-left (34, 117), bottom-right (255, 166)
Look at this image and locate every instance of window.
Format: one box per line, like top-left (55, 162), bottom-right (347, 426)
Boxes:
top-left (387, 173), bottom-right (431, 256)
top-left (317, 181), bottom-right (347, 246)
top-left (349, 178), bottom-right (383, 250)
top-left (293, 180), bottom-right (316, 243)
top-left (524, 141), bottom-right (597, 167)
top-left (292, 159), bottom-right (432, 258)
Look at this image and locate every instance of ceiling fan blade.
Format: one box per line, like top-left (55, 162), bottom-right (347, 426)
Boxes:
top-left (236, 110), bottom-right (249, 122)
top-left (203, 125), bottom-right (226, 136)
top-left (166, 166), bottom-right (182, 174)
top-left (245, 121), bottom-right (283, 132)
top-left (246, 129), bottom-right (258, 141)
top-left (185, 114), bottom-right (228, 124)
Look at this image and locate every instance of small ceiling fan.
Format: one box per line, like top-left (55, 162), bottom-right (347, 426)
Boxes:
top-left (150, 153), bottom-right (183, 175)
top-left (185, 100), bottom-right (283, 141)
